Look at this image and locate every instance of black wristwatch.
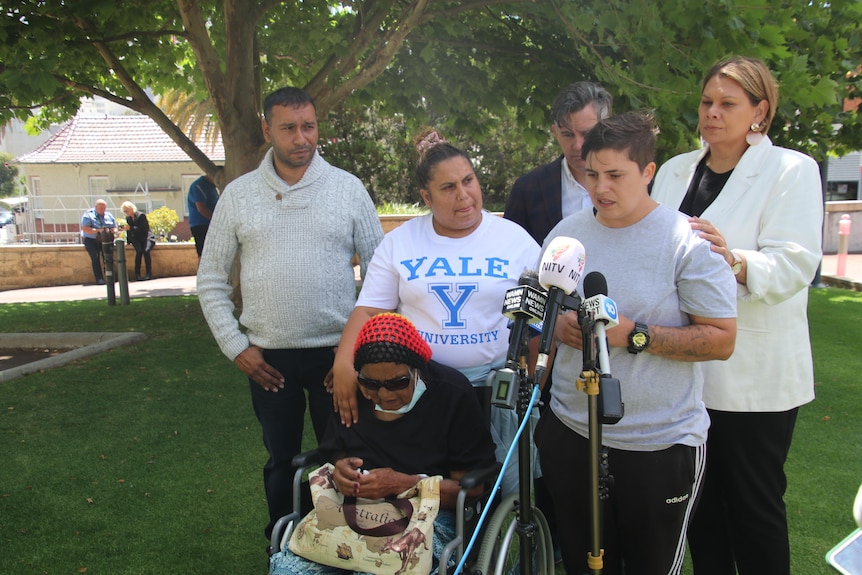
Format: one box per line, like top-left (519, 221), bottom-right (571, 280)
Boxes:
top-left (627, 322), bottom-right (651, 354)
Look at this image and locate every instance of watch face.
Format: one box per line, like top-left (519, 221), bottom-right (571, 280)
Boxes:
top-left (632, 332), bottom-right (648, 348)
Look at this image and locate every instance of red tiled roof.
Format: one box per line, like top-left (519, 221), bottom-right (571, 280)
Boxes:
top-left (16, 114), bottom-right (225, 164)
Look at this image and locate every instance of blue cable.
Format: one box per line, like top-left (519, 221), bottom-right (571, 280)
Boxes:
top-left (451, 384), bottom-right (540, 574)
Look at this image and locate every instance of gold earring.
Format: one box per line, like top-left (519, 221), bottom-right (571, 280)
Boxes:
top-left (746, 122), bottom-right (764, 146)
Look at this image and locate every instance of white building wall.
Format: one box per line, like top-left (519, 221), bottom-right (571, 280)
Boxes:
top-left (17, 162), bottom-right (204, 243)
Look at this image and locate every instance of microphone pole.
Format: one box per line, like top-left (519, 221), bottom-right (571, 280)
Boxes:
top-left (581, 273), bottom-right (604, 574)
top-left (581, 271), bottom-right (623, 574)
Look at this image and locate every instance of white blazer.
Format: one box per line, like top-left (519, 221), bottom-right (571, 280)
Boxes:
top-left (652, 137), bottom-right (823, 412)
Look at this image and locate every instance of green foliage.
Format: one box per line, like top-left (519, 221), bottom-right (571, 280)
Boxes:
top-left (376, 202), bottom-right (428, 216)
top-left (146, 206), bottom-right (179, 241)
top-left (321, 102), bottom-right (557, 207)
top-left (0, 0), bottom-right (859, 187)
top-left (320, 103), bottom-right (416, 206)
top-left (0, 152), bottom-right (18, 197)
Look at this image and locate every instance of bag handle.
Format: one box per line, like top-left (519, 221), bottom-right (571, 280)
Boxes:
top-left (342, 496), bottom-right (413, 537)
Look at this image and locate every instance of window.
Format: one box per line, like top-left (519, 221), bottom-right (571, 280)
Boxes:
top-left (826, 181), bottom-right (859, 201)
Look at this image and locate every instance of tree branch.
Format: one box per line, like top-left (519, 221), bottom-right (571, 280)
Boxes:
top-left (313, 0), bottom-right (432, 114)
top-left (65, 11), bottom-right (221, 173)
top-left (97, 28), bottom-right (188, 43)
top-left (419, 0), bottom-right (535, 25)
top-left (550, 0), bottom-right (661, 92)
top-left (55, 76), bottom-right (219, 174)
top-left (305, 0), bottom-right (393, 99)
top-left (175, 0), bottom-right (230, 122)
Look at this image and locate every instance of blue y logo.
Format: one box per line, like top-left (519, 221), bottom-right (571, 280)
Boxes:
top-left (428, 283), bottom-right (478, 328)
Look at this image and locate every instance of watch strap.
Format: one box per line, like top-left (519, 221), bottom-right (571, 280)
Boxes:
top-left (627, 322), bottom-right (650, 354)
top-left (730, 252), bottom-right (743, 275)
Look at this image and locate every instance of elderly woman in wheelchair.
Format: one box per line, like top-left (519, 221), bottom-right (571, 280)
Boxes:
top-left (269, 313), bottom-right (497, 575)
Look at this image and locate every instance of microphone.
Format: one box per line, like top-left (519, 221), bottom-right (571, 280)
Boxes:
top-left (502, 270), bottom-right (547, 366)
top-left (582, 271), bottom-right (624, 424)
top-left (494, 271), bottom-right (547, 409)
top-left (535, 237), bottom-right (586, 383)
top-left (582, 271), bottom-right (619, 375)
top-left (502, 270), bottom-right (546, 326)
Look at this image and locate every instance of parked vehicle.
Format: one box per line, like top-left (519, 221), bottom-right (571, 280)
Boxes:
top-left (0, 210), bottom-right (14, 227)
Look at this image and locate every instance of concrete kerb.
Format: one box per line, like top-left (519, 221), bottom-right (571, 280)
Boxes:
top-left (0, 331), bottom-right (147, 383)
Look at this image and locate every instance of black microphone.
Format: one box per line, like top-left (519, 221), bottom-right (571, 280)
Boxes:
top-left (494, 270), bottom-right (546, 408)
top-left (582, 271), bottom-right (619, 375)
top-left (502, 270), bottom-right (545, 367)
top-left (582, 271), bottom-right (624, 424)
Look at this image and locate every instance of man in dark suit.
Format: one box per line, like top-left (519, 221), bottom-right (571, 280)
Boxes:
top-left (504, 81), bottom-right (613, 244)
top-left (503, 81), bottom-right (612, 564)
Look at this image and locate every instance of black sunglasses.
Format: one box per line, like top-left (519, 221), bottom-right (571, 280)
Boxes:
top-left (357, 373), bottom-right (413, 392)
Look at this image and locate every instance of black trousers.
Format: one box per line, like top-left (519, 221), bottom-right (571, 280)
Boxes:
top-left (687, 408), bottom-right (798, 575)
top-left (83, 236), bottom-right (104, 282)
top-left (248, 346), bottom-right (334, 540)
top-left (535, 408), bottom-right (703, 575)
top-left (132, 241), bottom-right (153, 277)
top-left (191, 224), bottom-right (209, 257)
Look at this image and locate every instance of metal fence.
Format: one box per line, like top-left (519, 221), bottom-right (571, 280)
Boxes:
top-left (0, 195), bottom-right (131, 245)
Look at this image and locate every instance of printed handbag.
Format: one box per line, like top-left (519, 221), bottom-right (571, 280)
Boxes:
top-left (288, 463), bottom-right (441, 575)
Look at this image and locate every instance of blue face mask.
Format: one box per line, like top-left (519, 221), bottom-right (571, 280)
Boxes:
top-left (374, 377), bottom-right (427, 415)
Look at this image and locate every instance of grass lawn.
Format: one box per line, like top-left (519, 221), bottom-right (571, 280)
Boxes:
top-left (0, 288), bottom-right (860, 575)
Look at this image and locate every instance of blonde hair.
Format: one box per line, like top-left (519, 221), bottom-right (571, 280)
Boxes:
top-left (703, 56), bottom-right (779, 135)
top-left (121, 201), bottom-right (137, 212)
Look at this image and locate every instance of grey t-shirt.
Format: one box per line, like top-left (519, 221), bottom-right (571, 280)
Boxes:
top-left (543, 204), bottom-right (737, 450)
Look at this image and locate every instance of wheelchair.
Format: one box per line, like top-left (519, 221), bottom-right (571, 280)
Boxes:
top-left (269, 320), bottom-right (556, 574)
top-left (268, 364), bottom-right (555, 575)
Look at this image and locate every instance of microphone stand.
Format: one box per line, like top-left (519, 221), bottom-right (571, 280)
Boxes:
top-left (514, 342), bottom-right (535, 575)
top-left (576, 306), bottom-right (609, 574)
top-left (507, 308), bottom-right (550, 575)
top-left (501, 288), bottom-right (583, 573)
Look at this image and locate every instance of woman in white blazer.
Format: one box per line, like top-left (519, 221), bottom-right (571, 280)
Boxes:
top-left (652, 56), bottom-right (822, 575)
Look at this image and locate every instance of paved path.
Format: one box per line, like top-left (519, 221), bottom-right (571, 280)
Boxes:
top-left (0, 275), bottom-right (198, 304)
top-left (820, 254), bottom-right (862, 291)
top-left (0, 256), bottom-right (859, 304)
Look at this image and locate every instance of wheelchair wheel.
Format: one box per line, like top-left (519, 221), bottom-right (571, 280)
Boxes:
top-left (474, 493), bottom-right (554, 574)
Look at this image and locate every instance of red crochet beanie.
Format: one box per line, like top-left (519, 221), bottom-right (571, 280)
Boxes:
top-left (353, 313), bottom-right (432, 372)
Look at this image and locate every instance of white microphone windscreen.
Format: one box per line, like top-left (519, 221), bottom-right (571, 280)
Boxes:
top-left (538, 236), bottom-right (586, 293)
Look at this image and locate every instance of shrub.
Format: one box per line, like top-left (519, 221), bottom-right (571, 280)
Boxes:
top-left (147, 206), bottom-right (180, 242)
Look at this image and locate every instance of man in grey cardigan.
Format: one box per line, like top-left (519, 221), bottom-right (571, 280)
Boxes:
top-left (197, 87), bottom-right (384, 543)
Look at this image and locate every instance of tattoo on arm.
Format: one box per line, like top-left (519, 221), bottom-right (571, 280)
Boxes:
top-left (648, 322), bottom-right (734, 362)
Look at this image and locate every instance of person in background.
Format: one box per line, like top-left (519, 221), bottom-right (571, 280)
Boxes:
top-left (503, 81), bottom-right (613, 562)
top-left (80, 198), bottom-right (117, 285)
top-left (187, 174), bottom-right (219, 257)
top-left (504, 81), bottom-right (613, 244)
top-left (536, 111), bottom-right (737, 574)
top-left (270, 312), bottom-right (497, 575)
top-left (197, 86), bottom-right (384, 545)
top-left (120, 201), bottom-right (156, 281)
top-left (331, 128), bottom-right (540, 498)
top-left (651, 55), bottom-right (823, 575)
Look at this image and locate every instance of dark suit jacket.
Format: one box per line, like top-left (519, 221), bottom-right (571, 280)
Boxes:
top-left (503, 156), bottom-right (564, 245)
